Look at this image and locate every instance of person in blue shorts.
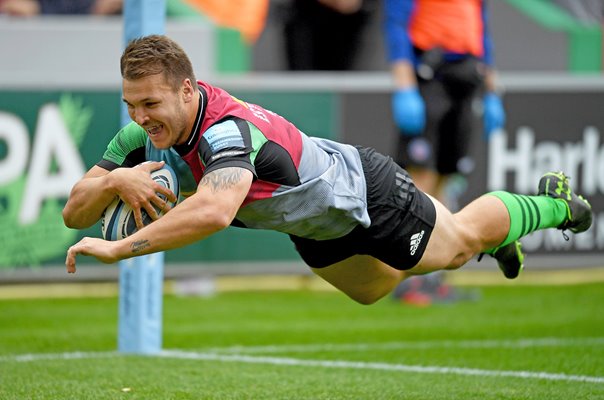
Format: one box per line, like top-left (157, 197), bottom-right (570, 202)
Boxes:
top-left (63, 35), bottom-right (593, 305)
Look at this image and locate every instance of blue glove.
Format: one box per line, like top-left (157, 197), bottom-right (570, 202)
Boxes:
top-left (483, 92), bottom-right (505, 139)
top-left (392, 87), bottom-right (425, 136)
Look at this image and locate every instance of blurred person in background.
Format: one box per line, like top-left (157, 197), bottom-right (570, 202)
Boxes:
top-left (183, 0), bottom-right (269, 44)
top-left (384, 0), bottom-right (505, 304)
top-left (1, 0), bottom-right (122, 16)
top-left (282, 0), bottom-right (378, 70)
top-left (384, 0), bottom-right (505, 207)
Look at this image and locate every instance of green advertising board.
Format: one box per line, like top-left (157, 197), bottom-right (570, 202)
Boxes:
top-left (0, 89), bottom-right (337, 268)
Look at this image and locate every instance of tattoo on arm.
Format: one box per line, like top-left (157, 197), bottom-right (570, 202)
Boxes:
top-left (131, 240), bottom-right (150, 254)
top-left (200, 168), bottom-right (244, 193)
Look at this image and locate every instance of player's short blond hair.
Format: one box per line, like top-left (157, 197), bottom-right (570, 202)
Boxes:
top-left (120, 35), bottom-right (196, 91)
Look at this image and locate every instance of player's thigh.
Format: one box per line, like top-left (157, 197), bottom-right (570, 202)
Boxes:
top-left (412, 195), bottom-right (476, 273)
top-left (311, 255), bottom-right (407, 305)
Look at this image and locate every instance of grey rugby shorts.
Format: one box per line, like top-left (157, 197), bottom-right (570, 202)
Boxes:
top-left (289, 146), bottom-right (437, 270)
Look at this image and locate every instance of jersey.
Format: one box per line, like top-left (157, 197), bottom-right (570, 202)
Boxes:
top-left (97, 81), bottom-right (370, 240)
top-left (384, 0), bottom-right (493, 65)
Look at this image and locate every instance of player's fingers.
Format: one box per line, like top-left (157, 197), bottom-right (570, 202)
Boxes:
top-left (138, 160), bottom-right (165, 172)
top-left (133, 207), bottom-right (146, 230)
top-left (150, 196), bottom-right (171, 215)
top-left (65, 248), bottom-right (76, 274)
top-left (154, 184), bottom-right (177, 204)
top-left (161, 201), bottom-right (172, 213)
top-left (65, 242), bottom-right (83, 273)
top-left (142, 202), bottom-right (161, 222)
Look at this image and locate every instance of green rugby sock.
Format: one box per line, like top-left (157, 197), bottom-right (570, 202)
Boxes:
top-left (485, 191), bottom-right (568, 253)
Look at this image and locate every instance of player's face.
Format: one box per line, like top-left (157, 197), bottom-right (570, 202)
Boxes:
top-left (122, 73), bottom-right (194, 149)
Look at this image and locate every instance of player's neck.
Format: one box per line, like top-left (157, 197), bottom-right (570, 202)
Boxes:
top-left (175, 91), bottom-right (203, 151)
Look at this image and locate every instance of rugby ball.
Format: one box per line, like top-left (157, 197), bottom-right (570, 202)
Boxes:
top-left (101, 163), bottom-right (180, 241)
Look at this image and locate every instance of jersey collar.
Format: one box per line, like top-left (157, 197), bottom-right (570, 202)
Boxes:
top-left (173, 86), bottom-right (207, 156)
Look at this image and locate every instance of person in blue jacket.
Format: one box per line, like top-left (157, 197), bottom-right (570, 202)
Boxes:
top-left (384, 0), bottom-right (505, 205)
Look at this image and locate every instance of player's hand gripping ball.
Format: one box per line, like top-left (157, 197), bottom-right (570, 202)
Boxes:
top-left (101, 163), bottom-right (180, 241)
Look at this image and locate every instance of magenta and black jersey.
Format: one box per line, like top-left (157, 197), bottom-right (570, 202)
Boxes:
top-left (98, 81), bottom-right (371, 240)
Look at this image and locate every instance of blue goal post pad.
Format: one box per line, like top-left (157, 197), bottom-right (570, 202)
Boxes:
top-left (118, 253), bottom-right (164, 354)
top-left (118, 0), bottom-right (166, 355)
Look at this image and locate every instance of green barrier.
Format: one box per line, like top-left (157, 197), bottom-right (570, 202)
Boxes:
top-left (569, 26), bottom-right (602, 73)
top-left (504, 0), bottom-right (602, 73)
top-left (217, 28), bottom-right (251, 73)
top-left (166, 0), bottom-right (208, 21)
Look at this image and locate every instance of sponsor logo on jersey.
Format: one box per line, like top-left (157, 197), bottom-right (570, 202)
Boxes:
top-left (204, 120), bottom-right (245, 152)
top-left (210, 149), bottom-right (247, 162)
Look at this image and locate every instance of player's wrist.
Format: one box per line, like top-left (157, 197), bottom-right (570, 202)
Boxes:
top-left (103, 169), bottom-right (119, 195)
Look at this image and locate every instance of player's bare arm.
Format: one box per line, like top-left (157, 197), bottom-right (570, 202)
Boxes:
top-left (66, 167), bottom-right (253, 273)
top-left (63, 165), bottom-right (117, 229)
top-left (199, 166), bottom-right (249, 193)
top-left (63, 161), bottom-right (176, 229)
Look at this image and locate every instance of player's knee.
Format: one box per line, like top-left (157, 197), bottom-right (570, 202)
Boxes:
top-left (341, 284), bottom-right (393, 305)
top-left (347, 292), bottom-right (383, 305)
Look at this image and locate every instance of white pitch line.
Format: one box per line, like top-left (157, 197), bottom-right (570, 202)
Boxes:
top-left (158, 350), bottom-right (604, 384)
top-left (0, 351), bottom-right (118, 363)
top-left (202, 337), bottom-right (604, 355)
top-left (1, 347), bottom-right (603, 385)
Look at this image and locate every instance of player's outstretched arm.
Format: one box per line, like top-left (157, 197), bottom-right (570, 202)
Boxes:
top-left (65, 167), bottom-right (253, 273)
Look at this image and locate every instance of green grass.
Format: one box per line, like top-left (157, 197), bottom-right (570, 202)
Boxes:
top-left (1, 283), bottom-right (604, 399)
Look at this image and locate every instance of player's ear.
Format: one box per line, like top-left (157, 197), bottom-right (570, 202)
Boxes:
top-left (182, 79), bottom-right (195, 102)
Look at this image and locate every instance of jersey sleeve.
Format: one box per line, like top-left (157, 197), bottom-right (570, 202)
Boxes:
top-left (96, 122), bottom-right (147, 171)
top-left (198, 117), bottom-right (257, 177)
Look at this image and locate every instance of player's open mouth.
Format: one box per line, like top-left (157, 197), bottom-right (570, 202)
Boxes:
top-left (146, 124), bottom-right (163, 136)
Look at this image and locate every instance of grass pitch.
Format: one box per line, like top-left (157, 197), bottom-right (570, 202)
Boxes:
top-left (1, 281), bottom-right (603, 399)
